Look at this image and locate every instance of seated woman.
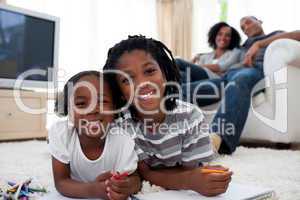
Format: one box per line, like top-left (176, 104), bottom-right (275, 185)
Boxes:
top-left (177, 22), bottom-right (241, 82)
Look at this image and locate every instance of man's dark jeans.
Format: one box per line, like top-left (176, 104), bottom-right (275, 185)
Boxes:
top-left (177, 59), bottom-right (264, 154)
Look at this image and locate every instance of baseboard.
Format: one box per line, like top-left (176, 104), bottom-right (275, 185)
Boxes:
top-left (240, 140), bottom-right (300, 150)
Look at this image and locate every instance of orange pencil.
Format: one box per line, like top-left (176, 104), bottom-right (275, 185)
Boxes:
top-left (201, 169), bottom-right (226, 174)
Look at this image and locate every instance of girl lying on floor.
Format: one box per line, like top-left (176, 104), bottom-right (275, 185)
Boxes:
top-left (48, 71), bottom-right (141, 200)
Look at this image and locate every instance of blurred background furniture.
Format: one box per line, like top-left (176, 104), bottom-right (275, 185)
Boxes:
top-left (0, 89), bottom-right (47, 140)
top-left (202, 39), bottom-right (300, 144)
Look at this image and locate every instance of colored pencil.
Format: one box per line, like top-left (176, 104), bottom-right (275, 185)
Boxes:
top-left (201, 169), bottom-right (226, 174)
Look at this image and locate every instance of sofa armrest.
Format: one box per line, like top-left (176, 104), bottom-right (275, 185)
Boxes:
top-left (263, 39), bottom-right (300, 101)
top-left (264, 38), bottom-right (300, 76)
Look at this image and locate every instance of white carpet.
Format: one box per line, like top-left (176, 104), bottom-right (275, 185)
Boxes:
top-left (0, 140), bottom-right (299, 200)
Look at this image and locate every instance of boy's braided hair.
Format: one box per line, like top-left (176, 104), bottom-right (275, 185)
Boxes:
top-left (103, 35), bottom-right (180, 111)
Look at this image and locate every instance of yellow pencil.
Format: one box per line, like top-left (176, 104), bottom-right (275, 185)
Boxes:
top-left (201, 169), bottom-right (226, 174)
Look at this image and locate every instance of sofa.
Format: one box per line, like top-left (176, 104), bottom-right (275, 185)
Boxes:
top-left (201, 39), bottom-right (300, 144)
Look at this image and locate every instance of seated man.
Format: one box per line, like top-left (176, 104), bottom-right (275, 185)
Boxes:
top-left (180, 16), bottom-right (300, 154)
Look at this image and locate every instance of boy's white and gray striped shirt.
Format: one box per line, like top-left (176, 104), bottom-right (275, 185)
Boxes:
top-left (117, 100), bottom-right (215, 168)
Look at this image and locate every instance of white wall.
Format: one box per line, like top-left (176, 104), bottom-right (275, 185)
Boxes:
top-left (227, 0), bottom-right (300, 42)
top-left (8, 0), bottom-right (299, 72)
top-left (7, 0), bottom-right (157, 86)
top-left (192, 0), bottom-right (219, 56)
top-left (192, 0), bottom-right (300, 55)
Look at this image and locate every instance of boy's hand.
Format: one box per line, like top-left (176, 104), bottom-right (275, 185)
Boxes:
top-left (202, 165), bottom-right (229, 172)
top-left (188, 165), bottom-right (232, 197)
top-left (106, 173), bottom-right (141, 200)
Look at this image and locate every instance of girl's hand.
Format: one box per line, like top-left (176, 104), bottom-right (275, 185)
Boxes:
top-left (106, 173), bottom-right (141, 200)
top-left (94, 171), bottom-right (113, 199)
top-left (96, 171), bottom-right (113, 182)
top-left (187, 165), bottom-right (233, 197)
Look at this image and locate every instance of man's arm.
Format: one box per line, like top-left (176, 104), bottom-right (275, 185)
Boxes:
top-left (244, 30), bottom-right (300, 66)
top-left (258, 30), bottom-right (300, 48)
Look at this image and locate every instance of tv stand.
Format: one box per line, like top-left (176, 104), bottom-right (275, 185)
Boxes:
top-left (0, 87), bottom-right (35, 92)
top-left (0, 89), bottom-right (48, 141)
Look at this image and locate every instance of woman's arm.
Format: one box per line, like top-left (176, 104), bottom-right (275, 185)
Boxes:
top-left (202, 64), bottom-right (222, 73)
top-left (196, 52), bottom-right (222, 73)
top-left (192, 53), bottom-right (202, 64)
top-left (216, 49), bottom-right (242, 72)
top-left (203, 49), bottom-right (241, 73)
top-left (52, 157), bottom-right (110, 199)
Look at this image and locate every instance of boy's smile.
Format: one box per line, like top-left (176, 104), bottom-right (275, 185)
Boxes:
top-left (116, 50), bottom-right (166, 114)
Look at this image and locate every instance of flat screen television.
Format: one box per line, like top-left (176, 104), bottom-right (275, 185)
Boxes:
top-left (0, 4), bottom-right (59, 90)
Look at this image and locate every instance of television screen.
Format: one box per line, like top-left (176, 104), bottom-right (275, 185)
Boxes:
top-left (0, 8), bottom-right (55, 81)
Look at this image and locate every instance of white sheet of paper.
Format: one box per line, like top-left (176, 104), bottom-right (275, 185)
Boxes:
top-left (40, 182), bottom-right (275, 200)
top-left (40, 190), bottom-right (133, 200)
top-left (40, 190), bottom-right (94, 200)
top-left (135, 183), bottom-right (275, 200)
